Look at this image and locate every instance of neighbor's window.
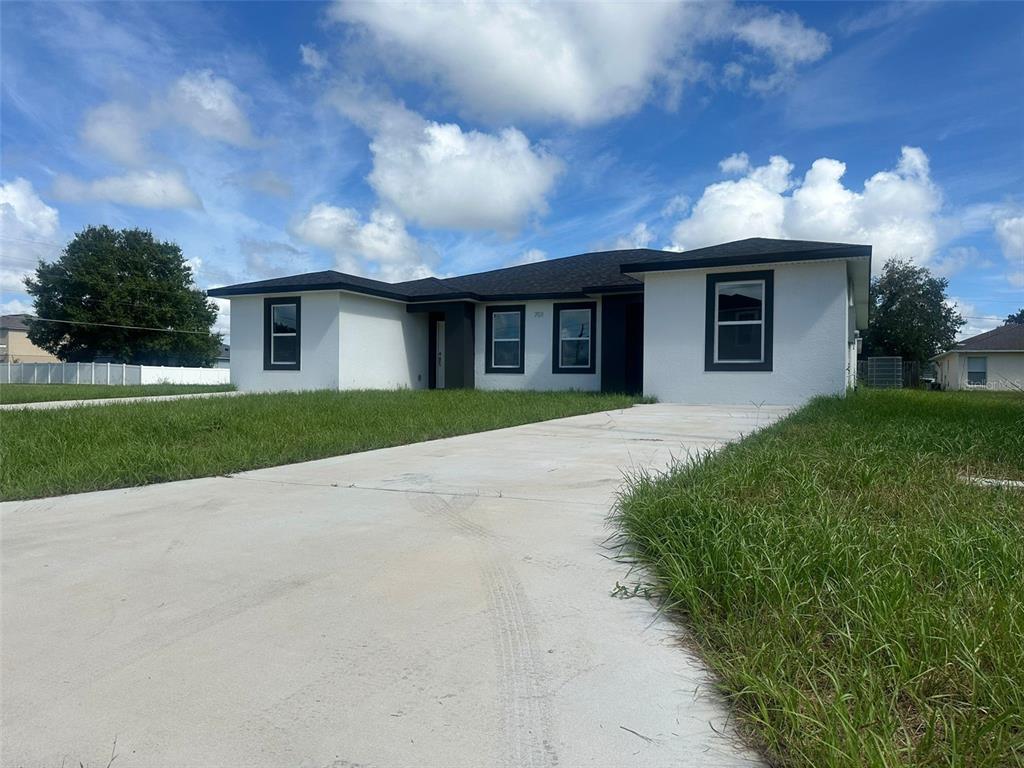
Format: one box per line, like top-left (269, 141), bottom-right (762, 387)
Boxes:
top-left (552, 302), bottom-right (596, 374)
top-left (486, 305), bottom-right (525, 374)
top-left (704, 270), bottom-right (774, 372)
top-left (263, 297), bottom-right (301, 371)
top-left (967, 356), bottom-right (987, 386)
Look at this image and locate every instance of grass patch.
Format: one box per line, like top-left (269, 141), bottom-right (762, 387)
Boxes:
top-left (0, 388), bottom-right (646, 500)
top-left (0, 383), bottom-right (234, 404)
top-left (616, 389), bottom-right (1024, 768)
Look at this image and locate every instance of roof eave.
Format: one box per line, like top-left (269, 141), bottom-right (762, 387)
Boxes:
top-left (207, 281), bottom-right (412, 302)
top-left (619, 246), bottom-right (872, 275)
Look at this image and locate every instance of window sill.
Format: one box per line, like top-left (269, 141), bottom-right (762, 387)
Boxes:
top-left (704, 362), bottom-right (773, 373)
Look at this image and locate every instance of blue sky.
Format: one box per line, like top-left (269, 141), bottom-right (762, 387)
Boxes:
top-left (1, 1), bottom-right (1021, 339)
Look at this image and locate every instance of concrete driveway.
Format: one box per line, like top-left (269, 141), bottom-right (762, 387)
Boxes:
top-left (1, 403), bottom-right (788, 768)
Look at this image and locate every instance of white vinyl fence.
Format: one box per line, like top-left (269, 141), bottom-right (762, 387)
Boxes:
top-left (0, 362), bottom-right (230, 386)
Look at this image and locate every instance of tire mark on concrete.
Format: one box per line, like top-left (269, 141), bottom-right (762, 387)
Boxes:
top-left (409, 492), bottom-right (500, 541)
top-left (483, 559), bottom-right (558, 768)
top-left (406, 488), bottom-right (558, 766)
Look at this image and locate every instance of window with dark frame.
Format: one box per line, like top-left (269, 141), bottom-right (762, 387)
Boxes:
top-left (485, 305), bottom-right (525, 374)
top-left (552, 301), bottom-right (596, 374)
top-left (704, 270), bottom-right (774, 372)
top-left (967, 356), bottom-right (987, 386)
top-left (263, 296), bottom-right (301, 371)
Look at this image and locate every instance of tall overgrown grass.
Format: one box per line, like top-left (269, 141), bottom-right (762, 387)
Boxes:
top-left (0, 388), bottom-right (646, 500)
top-left (616, 389), bottom-right (1024, 767)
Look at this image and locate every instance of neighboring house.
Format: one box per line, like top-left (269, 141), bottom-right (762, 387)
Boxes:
top-left (208, 238), bottom-right (871, 405)
top-left (0, 314), bottom-right (59, 364)
top-left (932, 324), bottom-right (1024, 391)
top-left (215, 343), bottom-right (230, 369)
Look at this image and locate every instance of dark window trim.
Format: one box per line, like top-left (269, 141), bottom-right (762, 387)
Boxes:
top-left (485, 304), bottom-right (525, 374)
top-left (552, 301), bottom-right (597, 374)
top-left (263, 296), bottom-right (301, 371)
top-left (966, 355), bottom-right (987, 386)
top-left (704, 271), bottom-right (774, 372)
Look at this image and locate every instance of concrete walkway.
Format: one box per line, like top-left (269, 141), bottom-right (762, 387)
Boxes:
top-left (0, 389), bottom-right (241, 410)
top-left (1, 404), bottom-right (789, 767)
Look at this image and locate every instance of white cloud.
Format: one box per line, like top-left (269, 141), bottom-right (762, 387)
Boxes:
top-left (290, 203), bottom-right (435, 281)
top-left (735, 11), bottom-right (830, 68)
top-left (718, 152), bottom-right (751, 174)
top-left (671, 147), bottom-right (942, 269)
top-left (614, 222), bottom-right (655, 250)
top-left (511, 248), bottom-right (546, 266)
top-left (734, 10), bottom-right (830, 93)
top-left (210, 297), bottom-right (230, 339)
top-left (77, 71), bottom-right (256, 169)
top-left (54, 169), bottom-right (202, 209)
top-left (239, 238), bottom-right (309, 279)
top-left (0, 297), bottom-right (34, 315)
top-left (228, 170), bottom-right (293, 198)
top-left (337, 98), bottom-right (562, 232)
top-left (331, 2), bottom-right (717, 124)
top-left (168, 70), bottom-right (256, 147)
top-left (948, 297), bottom-right (1001, 340)
top-left (931, 246), bottom-right (979, 278)
top-left (661, 193), bottom-right (691, 217)
top-left (995, 213), bottom-right (1024, 260)
top-left (81, 101), bottom-right (151, 166)
top-left (329, 2), bottom-right (828, 123)
top-left (995, 212), bottom-right (1024, 288)
top-left (0, 178), bottom-right (61, 295)
top-left (300, 43), bottom-right (328, 72)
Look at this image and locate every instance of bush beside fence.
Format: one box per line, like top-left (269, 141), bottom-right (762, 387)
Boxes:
top-left (0, 362), bottom-right (229, 386)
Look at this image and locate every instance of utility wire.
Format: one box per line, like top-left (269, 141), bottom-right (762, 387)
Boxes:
top-left (25, 316), bottom-right (213, 336)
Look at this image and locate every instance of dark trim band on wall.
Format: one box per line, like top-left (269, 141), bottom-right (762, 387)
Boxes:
top-left (263, 296), bottom-right (301, 371)
top-left (552, 301), bottom-right (597, 374)
top-left (704, 271), bottom-right (773, 372)
top-left (484, 304), bottom-right (525, 374)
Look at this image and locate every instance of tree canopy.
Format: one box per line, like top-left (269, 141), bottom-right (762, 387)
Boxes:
top-left (863, 259), bottom-right (964, 363)
top-left (25, 226), bottom-right (221, 366)
top-left (1006, 308), bottom-right (1024, 325)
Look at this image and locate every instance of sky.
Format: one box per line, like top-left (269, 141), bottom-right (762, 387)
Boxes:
top-left (1, 1), bottom-right (1022, 341)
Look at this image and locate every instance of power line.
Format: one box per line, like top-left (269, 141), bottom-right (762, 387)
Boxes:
top-left (0, 235), bottom-right (65, 248)
top-left (25, 316), bottom-right (214, 336)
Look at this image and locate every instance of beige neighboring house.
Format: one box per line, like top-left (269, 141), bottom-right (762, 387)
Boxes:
top-left (932, 323), bottom-right (1024, 391)
top-left (0, 314), bottom-right (60, 364)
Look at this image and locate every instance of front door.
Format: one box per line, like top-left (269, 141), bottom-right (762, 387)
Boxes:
top-left (435, 320), bottom-right (446, 389)
top-left (624, 301), bottom-right (644, 395)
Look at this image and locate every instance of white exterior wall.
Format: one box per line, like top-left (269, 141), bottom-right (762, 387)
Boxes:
top-left (138, 366), bottom-right (230, 384)
top-left (229, 292), bottom-right (341, 392)
top-left (935, 351), bottom-right (1024, 391)
top-left (474, 299), bottom-right (602, 391)
top-left (643, 260), bottom-right (850, 405)
top-left (337, 292), bottom-right (428, 390)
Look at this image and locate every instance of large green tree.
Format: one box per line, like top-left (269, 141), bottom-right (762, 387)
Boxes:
top-left (1006, 308), bottom-right (1024, 325)
top-left (863, 259), bottom-right (964, 363)
top-left (25, 226), bottom-right (221, 366)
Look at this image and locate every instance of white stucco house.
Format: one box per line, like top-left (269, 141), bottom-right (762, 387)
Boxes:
top-left (932, 323), bottom-right (1024, 391)
top-left (207, 238), bottom-right (871, 405)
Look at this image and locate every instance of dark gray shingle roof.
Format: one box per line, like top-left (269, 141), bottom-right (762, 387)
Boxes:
top-left (951, 323), bottom-right (1024, 352)
top-left (207, 238), bottom-right (870, 301)
top-left (0, 314), bottom-right (31, 331)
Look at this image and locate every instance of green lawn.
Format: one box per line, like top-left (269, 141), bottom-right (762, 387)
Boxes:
top-left (0, 389), bottom-right (645, 500)
top-left (0, 383), bottom-right (234, 404)
top-left (616, 390), bottom-right (1024, 768)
